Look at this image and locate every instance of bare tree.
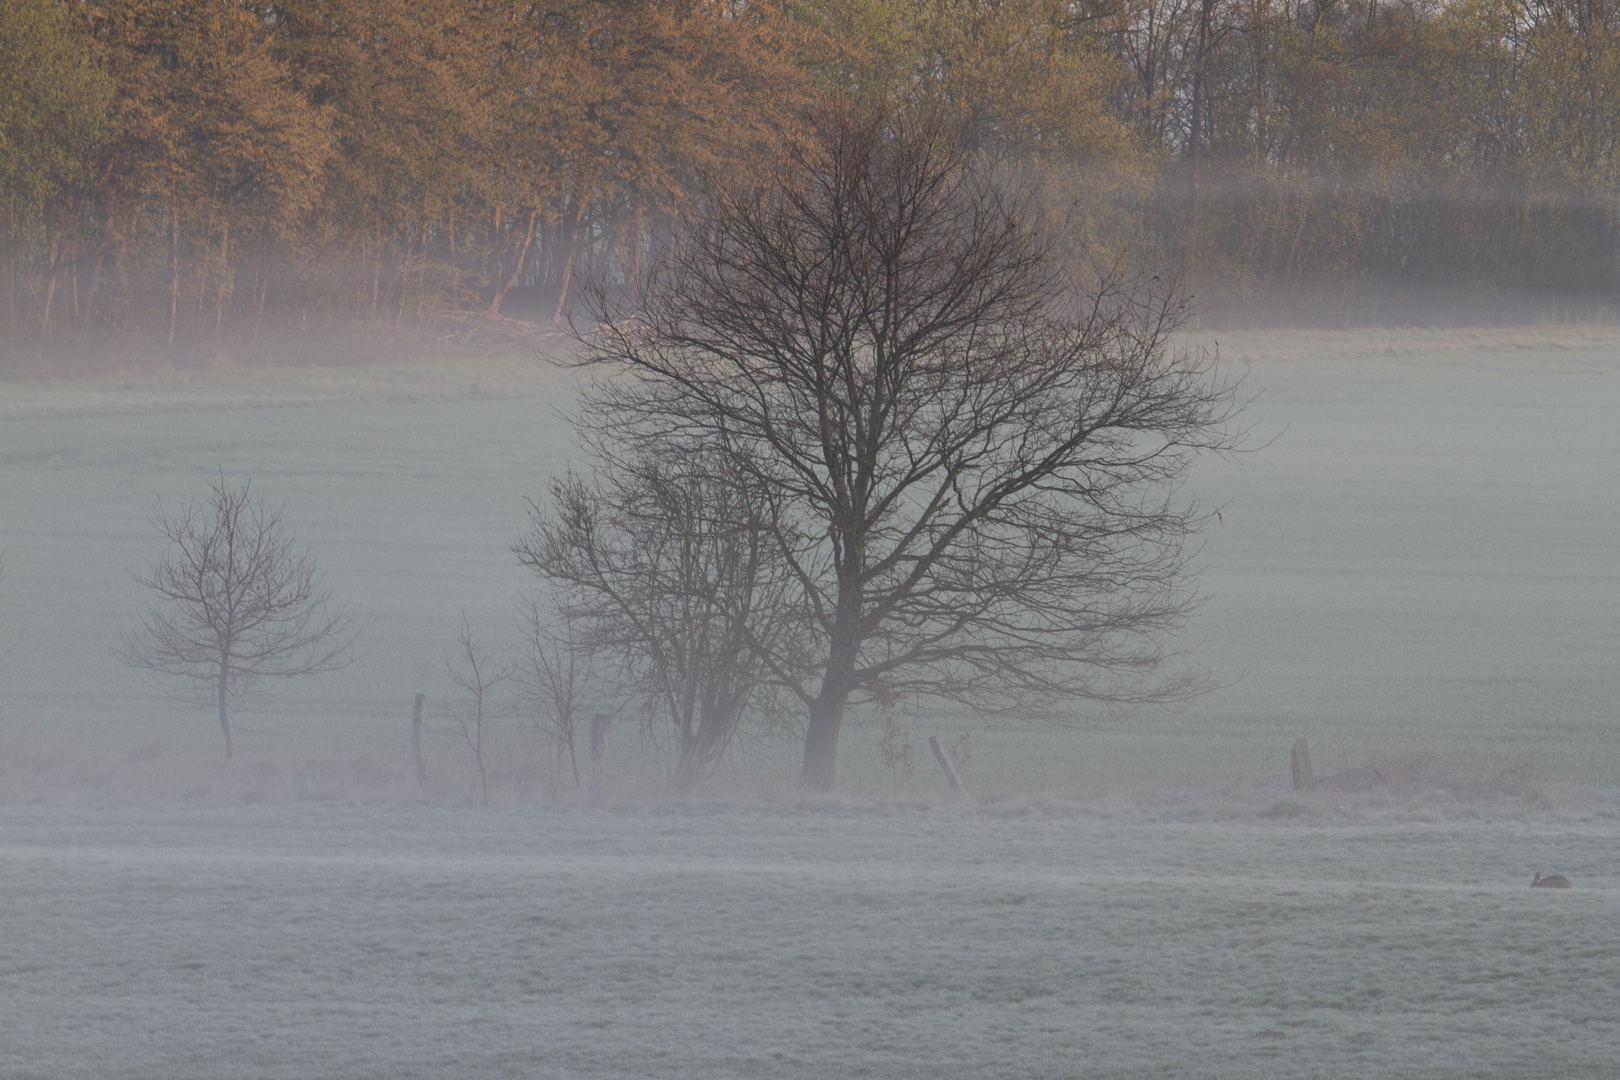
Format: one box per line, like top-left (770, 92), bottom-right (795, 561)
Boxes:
top-left (515, 591), bottom-right (591, 795)
top-left (516, 452), bottom-right (799, 794)
top-left (444, 616), bottom-right (513, 805)
top-left (117, 475), bottom-right (362, 761)
top-left (576, 100), bottom-right (1241, 790)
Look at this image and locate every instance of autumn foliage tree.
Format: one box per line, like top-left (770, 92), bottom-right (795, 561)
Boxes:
top-left (0, 0), bottom-right (113, 372)
top-left (91, 0), bottom-right (335, 354)
top-left (0, 0), bottom-right (830, 374)
top-left (5, 0), bottom-right (1620, 376)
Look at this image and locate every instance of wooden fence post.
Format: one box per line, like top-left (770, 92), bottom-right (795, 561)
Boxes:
top-left (412, 693), bottom-right (427, 788)
top-left (928, 735), bottom-right (965, 795)
top-left (589, 713), bottom-right (611, 804)
top-left (1290, 737), bottom-right (1313, 791)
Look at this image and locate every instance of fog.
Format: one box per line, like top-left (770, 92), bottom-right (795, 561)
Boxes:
top-left (4, 327), bottom-right (1616, 791)
top-left (2, 325), bottom-right (1617, 1076)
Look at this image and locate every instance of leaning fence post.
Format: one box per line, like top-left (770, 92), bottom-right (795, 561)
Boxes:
top-left (928, 735), bottom-right (965, 795)
top-left (589, 713), bottom-right (612, 804)
top-left (412, 693), bottom-right (427, 788)
top-left (1291, 737), bottom-right (1313, 791)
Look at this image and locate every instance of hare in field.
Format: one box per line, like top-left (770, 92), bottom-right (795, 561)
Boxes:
top-left (1532, 872), bottom-right (1572, 888)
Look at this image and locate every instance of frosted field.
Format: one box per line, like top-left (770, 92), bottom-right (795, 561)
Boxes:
top-left (1, 326), bottom-right (1617, 790)
top-left (1, 327), bottom-right (1619, 1076)
top-left (3, 800), bottom-right (1618, 1079)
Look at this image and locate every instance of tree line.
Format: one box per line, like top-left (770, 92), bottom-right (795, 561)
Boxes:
top-left (5, 0), bottom-right (1619, 376)
top-left (2, 0), bottom-right (830, 375)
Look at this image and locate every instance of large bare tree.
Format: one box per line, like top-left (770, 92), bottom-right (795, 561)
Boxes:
top-left (577, 101), bottom-right (1240, 790)
top-left (117, 475), bottom-right (362, 761)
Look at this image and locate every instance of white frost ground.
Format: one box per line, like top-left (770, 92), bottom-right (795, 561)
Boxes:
top-left (2, 799), bottom-right (1617, 1079)
top-left (2, 328), bottom-right (1620, 1077)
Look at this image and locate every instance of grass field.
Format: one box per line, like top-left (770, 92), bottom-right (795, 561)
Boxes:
top-left (3, 799), bottom-right (1617, 1079)
top-left (2, 326), bottom-right (1618, 1078)
top-left (2, 324), bottom-right (1616, 795)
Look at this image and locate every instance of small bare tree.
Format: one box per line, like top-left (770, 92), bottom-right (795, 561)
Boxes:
top-left (516, 591), bottom-right (591, 795)
top-left (516, 452), bottom-right (799, 794)
top-left (117, 475), bottom-right (361, 761)
top-left (444, 616), bottom-right (512, 805)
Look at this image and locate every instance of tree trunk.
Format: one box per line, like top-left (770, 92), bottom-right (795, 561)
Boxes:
top-left (168, 206), bottom-right (181, 346)
top-left (492, 208), bottom-right (537, 316)
top-left (928, 735), bottom-right (965, 794)
top-left (395, 231), bottom-right (411, 330)
top-left (6, 201), bottom-right (15, 331)
top-left (83, 248), bottom-right (104, 338)
top-left (213, 218), bottom-right (231, 339)
top-left (194, 217), bottom-right (212, 328)
top-left (798, 692), bottom-right (847, 791)
top-left (40, 237), bottom-right (60, 342)
top-left (626, 207), bottom-right (645, 287)
top-left (489, 205), bottom-right (500, 287)
top-left (415, 221), bottom-right (431, 318)
top-left (552, 207), bottom-right (581, 323)
top-left (1291, 737), bottom-right (1313, 790)
top-left (1187, 0), bottom-right (1213, 271)
top-left (217, 661), bottom-right (233, 762)
top-left (251, 268), bottom-right (267, 343)
top-left (412, 693), bottom-right (427, 787)
top-left (473, 691), bottom-right (487, 805)
top-left (370, 232), bottom-right (382, 317)
top-left (800, 577), bottom-right (863, 791)
top-left (589, 712), bottom-right (611, 804)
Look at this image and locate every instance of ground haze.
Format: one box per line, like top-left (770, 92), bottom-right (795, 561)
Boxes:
top-left (2, 327), bottom-right (1615, 791)
top-left (1, 327), bottom-right (1616, 1077)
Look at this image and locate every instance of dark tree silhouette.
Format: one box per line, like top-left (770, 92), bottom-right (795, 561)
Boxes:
top-left (517, 451), bottom-right (798, 794)
top-left (516, 592), bottom-right (592, 795)
top-left (118, 475), bottom-right (361, 761)
top-left (577, 101), bottom-right (1241, 790)
top-left (443, 616), bottom-right (512, 805)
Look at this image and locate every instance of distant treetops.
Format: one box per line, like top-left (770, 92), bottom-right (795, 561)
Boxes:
top-left (4, 0), bottom-right (1617, 375)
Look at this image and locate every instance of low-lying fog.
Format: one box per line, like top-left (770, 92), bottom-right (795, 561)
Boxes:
top-left (1, 326), bottom-right (1616, 1078)
top-left (2, 327), bottom-right (1616, 791)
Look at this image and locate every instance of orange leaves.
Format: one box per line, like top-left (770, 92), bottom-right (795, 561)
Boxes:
top-left (493, 0), bottom-right (835, 217)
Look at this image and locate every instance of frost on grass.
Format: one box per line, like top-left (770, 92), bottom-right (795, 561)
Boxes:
top-left (0, 801), bottom-right (1614, 1080)
top-left (2, 329), bottom-right (1617, 1076)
